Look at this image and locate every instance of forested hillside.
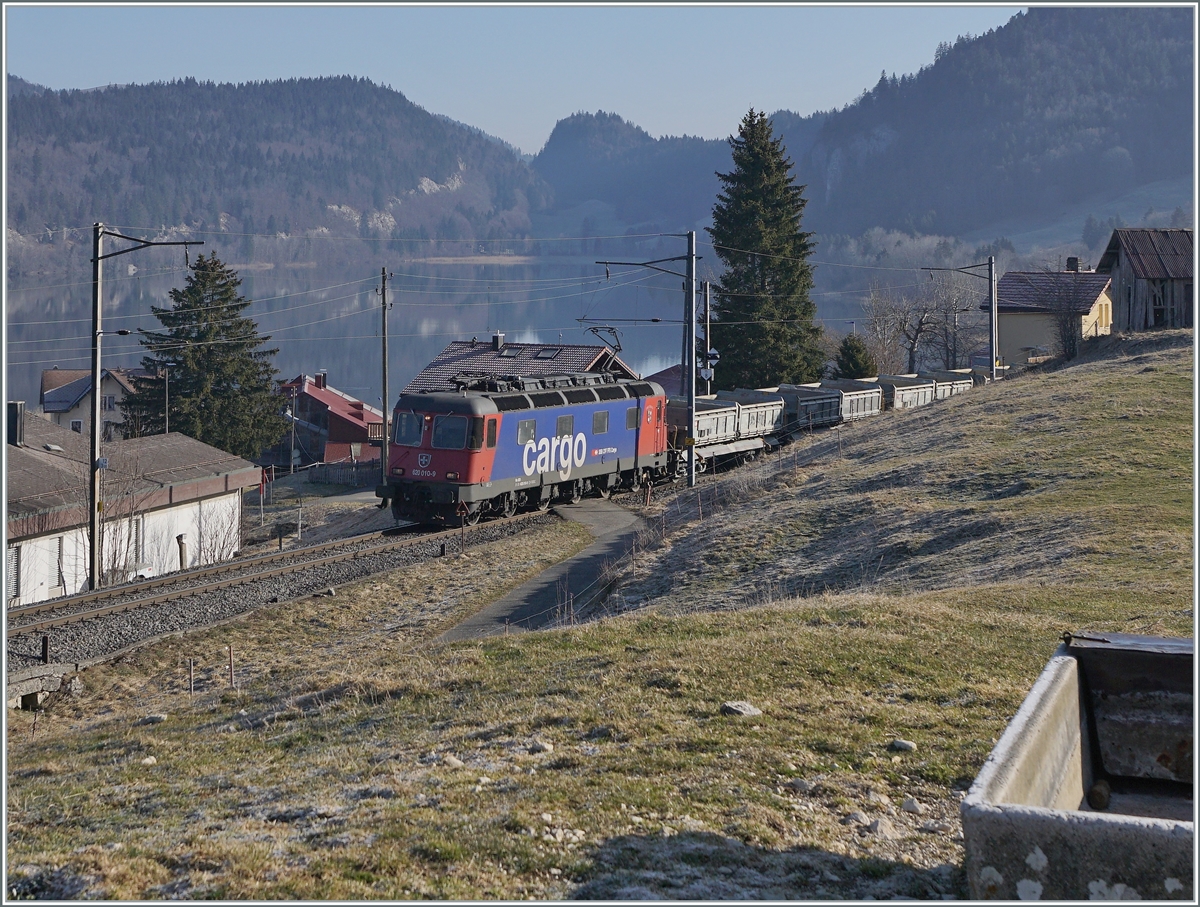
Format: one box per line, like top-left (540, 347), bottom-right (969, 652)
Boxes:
top-left (6, 76), bottom-right (548, 256)
top-left (5, 6), bottom-right (1192, 271)
top-left (531, 8), bottom-right (1192, 240)
top-left (532, 112), bottom-right (730, 232)
top-left (799, 7), bottom-right (1193, 236)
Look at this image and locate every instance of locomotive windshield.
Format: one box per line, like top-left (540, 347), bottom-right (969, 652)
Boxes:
top-left (432, 414), bottom-right (468, 449)
top-left (393, 411), bottom-right (424, 446)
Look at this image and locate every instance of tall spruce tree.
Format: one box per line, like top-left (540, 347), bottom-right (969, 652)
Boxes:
top-left (707, 109), bottom-right (823, 390)
top-left (121, 254), bottom-right (287, 460)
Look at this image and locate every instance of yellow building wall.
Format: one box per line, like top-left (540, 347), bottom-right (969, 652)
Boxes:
top-left (998, 291), bottom-right (1112, 364)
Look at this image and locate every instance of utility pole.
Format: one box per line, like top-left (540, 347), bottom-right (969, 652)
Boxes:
top-left (921, 256), bottom-right (1000, 385)
top-left (704, 282), bottom-right (712, 396)
top-left (988, 255), bottom-right (998, 383)
top-left (378, 267), bottom-right (392, 489)
top-left (290, 385), bottom-right (297, 475)
top-left (596, 234), bottom-right (701, 486)
top-left (685, 231), bottom-right (697, 488)
top-left (89, 223), bottom-right (201, 591)
top-left (90, 225), bottom-right (104, 593)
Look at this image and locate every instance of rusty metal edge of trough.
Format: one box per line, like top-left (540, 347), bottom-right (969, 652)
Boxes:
top-left (8, 510), bottom-right (546, 637)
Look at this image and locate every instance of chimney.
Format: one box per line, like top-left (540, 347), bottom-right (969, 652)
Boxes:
top-left (493, 332), bottom-right (505, 351)
top-left (8, 401), bottom-right (25, 447)
top-left (1066, 256), bottom-right (1080, 272)
top-left (315, 373), bottom-right (327, 390)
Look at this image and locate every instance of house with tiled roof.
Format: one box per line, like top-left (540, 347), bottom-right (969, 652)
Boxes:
top-left (402, 333), bottom-right (637, 394)
top-left (272, 373), bottom-right (384, 468)
top-left (6, 402), bottom-right (259, 604)
top-left (984, 267), bottom-right (1113, 365)
top-left (39, 366), bottom-right (153, 441)
top-left (1096, 228), bottom-right (1193, 330)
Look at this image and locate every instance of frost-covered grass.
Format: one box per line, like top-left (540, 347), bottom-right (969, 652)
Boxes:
top-left (6, 330), bottom-right (1192, 900)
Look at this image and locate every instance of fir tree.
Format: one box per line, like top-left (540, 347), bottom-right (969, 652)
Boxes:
top-left (707, 109), bottom-right (823, 390)
top-left (832, 333), bottom-right (877, 379)
top-left (121, 254), bottom-right (287, 460)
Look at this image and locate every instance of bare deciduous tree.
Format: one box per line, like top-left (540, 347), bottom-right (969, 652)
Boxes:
top-left (1040, 268), bottom-right (1093, 360)
top-left (921, 273), bottom-right (989, 369)
top-left (863, 281), bottom-right (937, 374)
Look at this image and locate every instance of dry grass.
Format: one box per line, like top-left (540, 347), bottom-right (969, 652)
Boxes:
top-left (6, 330), bottom-right (1193, 899)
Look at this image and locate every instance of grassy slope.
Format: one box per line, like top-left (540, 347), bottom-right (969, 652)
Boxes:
top-left (5, 330), bottom-right (1193, 900)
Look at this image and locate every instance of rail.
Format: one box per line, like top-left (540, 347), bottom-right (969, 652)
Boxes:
top-left (7, 512), bottom-right (541, 637)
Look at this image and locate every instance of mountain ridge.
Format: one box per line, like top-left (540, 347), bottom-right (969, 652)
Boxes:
top-left (5, 6), bottom-right (1193, 274)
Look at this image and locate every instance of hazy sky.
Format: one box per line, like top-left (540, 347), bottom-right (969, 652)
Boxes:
top-left (5, 4), bottom-right (1023, 154)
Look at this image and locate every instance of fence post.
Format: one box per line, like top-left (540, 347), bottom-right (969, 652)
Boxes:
top-left (228, 646), bottom-right (235, 689)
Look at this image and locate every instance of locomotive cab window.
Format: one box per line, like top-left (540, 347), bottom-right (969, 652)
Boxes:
top-left (393, 411), bottom-right (424, 446)
top-left (486, 418), bottom-right (498, 448)
top-left (432, 414), bottom-right (468, 449)
top-left (468, 417), bottom-right (485, 451)
top-left (556, 415), bottom-right (574, 438)
top-left (517, 419), bottom-right (536, 445)
top-left (592, 410), bottom-right (609, 434)
top-left (626, 406), bottom-right (638, 430)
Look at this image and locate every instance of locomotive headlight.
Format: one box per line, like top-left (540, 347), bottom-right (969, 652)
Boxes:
top-left (392, 467), bottom-right (405, 476)
top-left (445, 471), bottom-right (459, 480)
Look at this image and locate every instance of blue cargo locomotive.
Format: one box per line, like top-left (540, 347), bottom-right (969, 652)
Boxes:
top-left (376, 373), bottom-right (669, 525)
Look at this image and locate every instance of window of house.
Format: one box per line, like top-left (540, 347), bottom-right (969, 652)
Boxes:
top-left (517, 419), bottom-right (536, 445)
top-left (556, 415), bottom-right (574, 438)
top-left (592, 410), bottom-right (609, 434)
top-left (70, 420), bottom-right (83, 433)
top-left (498, 347), bottom-right (520, 358)
top-left (535, 348), bottom-right (562, 360)
top-left (6, 546), bottom-right (20, 605)
top-left (101, 395), bottom-right (116, 411)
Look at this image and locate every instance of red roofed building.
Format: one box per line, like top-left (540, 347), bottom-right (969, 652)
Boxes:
top-left (275, 374), bottom-right (384, 468)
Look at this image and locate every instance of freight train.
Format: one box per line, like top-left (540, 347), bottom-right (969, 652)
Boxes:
top-left (376, 369), bottom-right (974, 525)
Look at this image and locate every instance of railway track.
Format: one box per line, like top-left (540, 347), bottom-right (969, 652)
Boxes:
top-left (8, 521), bottom-right (436, 635)
top-left (6, 511), bottom-right (548, 675)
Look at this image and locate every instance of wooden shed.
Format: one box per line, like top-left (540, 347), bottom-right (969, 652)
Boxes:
top-left (1097, 229), bottom-right (1193, 331)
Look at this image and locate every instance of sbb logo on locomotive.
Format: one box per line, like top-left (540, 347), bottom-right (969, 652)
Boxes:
top-left (522, 433), bottom-right (587, 480)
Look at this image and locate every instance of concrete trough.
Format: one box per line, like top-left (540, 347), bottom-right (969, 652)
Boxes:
top-left (961, 632), bottom-right (1193, 900)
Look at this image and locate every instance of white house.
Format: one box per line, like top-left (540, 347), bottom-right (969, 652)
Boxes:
top-left (6, 403), bottom-right (260, 606)
top-left (39, 366), bottom-right (154, 441)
